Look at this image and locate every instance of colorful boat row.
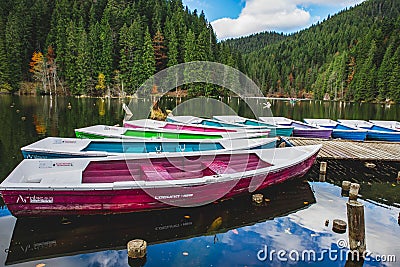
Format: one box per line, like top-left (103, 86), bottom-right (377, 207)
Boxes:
top-left (0, 114), bottom-right (324, 217)
top-left (167, 115), bottom-right (400, 142)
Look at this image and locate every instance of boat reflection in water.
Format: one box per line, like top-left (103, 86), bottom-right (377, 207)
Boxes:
top-left (6, 180), bottom-right (315, 265)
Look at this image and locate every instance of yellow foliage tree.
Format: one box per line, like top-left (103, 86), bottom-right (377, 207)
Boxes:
top-left (95, 73), bottom-right (106, 92)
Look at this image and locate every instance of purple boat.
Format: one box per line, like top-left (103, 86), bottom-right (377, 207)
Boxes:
top-left (0, 145), bottom-right (320, 217)
top-left (259, 117), bottom-right (332, 139)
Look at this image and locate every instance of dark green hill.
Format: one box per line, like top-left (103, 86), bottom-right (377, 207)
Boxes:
top-left (224, 31), bottom-right (286, 54)
top-left (230, 0), bottom-right (400, 102)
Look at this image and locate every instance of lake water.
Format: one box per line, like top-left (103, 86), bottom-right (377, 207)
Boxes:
top-left (0, 95), bottom-right (399, 266)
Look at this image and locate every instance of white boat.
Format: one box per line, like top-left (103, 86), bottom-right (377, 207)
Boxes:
top-left (168, 115), bottom-right (293, 137)
top-left (21, 137), bottom-right (277, 159)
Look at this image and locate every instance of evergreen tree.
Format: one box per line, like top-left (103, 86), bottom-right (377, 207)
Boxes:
top-left (166, 27), bottom-right (178, 67)
top-left (142, 26), bottom-right (156, 87)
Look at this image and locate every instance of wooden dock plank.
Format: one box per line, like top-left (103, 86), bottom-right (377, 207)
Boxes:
top-left (288, 138), bottom-right (400, 161)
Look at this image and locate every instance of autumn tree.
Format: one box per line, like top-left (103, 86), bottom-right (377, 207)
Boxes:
top-left (29, 51), bottom-right (47, 93)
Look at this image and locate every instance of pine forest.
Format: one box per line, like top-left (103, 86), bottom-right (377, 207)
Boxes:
top-left (0, 0), bottom-right (399, 102)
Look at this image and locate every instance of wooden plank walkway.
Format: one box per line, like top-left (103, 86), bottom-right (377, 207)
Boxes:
top-left (287, 137), bottom-right (400, 161)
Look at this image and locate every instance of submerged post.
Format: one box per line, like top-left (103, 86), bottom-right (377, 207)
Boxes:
top-left (320, 161), bottom-right (327, 174)
top-left (127, 239), bottom-right (147, 259)
top-left (252, 193), bottom-right (264, 205)
top-left (346, 200), bottom-right (366, 254)
top-left (341, 181), bottom-right (351, 197)
top-left (349, 183), bottom-right (360, 200)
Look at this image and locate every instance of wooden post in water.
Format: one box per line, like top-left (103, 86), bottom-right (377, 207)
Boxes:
top-left (346, 200), bottom-right (366, 254)
top-left (341, 181), bottom-right (351, 197)
top-left (127, 239), bottom-right (147, 258)
top-left (252, 193), bottom-right (264, 205)
top-left (397, 171), bottom-right (400, 184)
top-left (332, 219), bottom-right (347, 233)
top-left (320, 162), bottom-right (327, 174)
top-left (349, 183), bottom-right (360, 200)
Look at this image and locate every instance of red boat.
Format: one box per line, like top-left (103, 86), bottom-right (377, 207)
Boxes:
top-left (0, 145), bottom-right (321, 217)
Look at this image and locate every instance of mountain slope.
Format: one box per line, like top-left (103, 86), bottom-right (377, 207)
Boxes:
top-left (230, 0), bottom-right (400, 102)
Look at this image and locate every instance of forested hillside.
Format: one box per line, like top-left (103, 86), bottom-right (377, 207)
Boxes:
top-left (0, 0), bottom-right (239, 96)
top-left (224, 31), bottom-right (286, 54)
top-left (232, 0), bottom-right (400, 102)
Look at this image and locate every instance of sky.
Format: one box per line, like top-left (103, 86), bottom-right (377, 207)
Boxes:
top-left (182, 0), bottom-right (366, 40)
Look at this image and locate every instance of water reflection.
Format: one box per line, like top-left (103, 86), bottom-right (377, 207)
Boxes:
top-left (6, 180), bottom-right (314, 265)
top-left (304, 159), bottom-right (400, 207)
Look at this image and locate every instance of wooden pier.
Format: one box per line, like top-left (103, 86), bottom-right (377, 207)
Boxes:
top-left (287, 138), bottom-right (400, 161)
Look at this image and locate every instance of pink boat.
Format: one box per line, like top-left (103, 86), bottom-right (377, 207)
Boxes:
top-left (0, 145), bottom-right (321, 217)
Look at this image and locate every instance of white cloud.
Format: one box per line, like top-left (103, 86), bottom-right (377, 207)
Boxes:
top-left (211, 0), bottom-right (365, 39)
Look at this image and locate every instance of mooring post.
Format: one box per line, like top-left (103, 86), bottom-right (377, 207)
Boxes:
top-left (397, 171), bottom-right (400, 184)
top-left (332, 219), bottom-right (347, 233)
top-left (346, 200), bottom-right (366, 255)
top-left (252, 193), bottom-right (264, 206)
top-left (127, 239), bottom-right (147, 259)
top-left (320, 161), bottom-right (327, 174)
top-left (341, 181), bottom-right (351, 197)
top-left (349, 183), bottom-right (360, 200)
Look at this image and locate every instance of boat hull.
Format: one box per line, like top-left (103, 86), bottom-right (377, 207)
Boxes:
top-left (366, 131), bottom-right (400, 142)
top-left (292, 129), bottom-right (332, 139)
top-left (331, 129), bottom-right (367, 141)
top-left (1, 153), bottom-right (317, 217)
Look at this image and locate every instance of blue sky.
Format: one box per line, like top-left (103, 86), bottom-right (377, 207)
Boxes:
top-left (182, 0), bottom-right (366, 39)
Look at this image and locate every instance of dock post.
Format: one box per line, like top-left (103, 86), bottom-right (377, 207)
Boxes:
top-left (346, 200), bottom-right (366, 256)
top-left (341, 181), bottom-right (351, 197)
top-left (252, 193), bottom-right (264, 205)
top-left (127, 239), bottom-right (147, 259)
top-left (332, 219), bottom-right (347, 233)
top-left (349, 183), bottom-right (360, 200)
top-left (397, 171), bottom-right (400, 184)
top-left (320, 161), bottom-right (327, 174)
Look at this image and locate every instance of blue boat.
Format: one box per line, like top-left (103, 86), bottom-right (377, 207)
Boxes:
top-left (21, 137), bottom-right (277, 159)
top-left (167, 115), bottom-right (292, 137)
top-left (338, 119), bottom-right (400, 142)
top-left (303, 118), bottom-right (367, 141)
top-left (369, 120), bottom-right (400, 131)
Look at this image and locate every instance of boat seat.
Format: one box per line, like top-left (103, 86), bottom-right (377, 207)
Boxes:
top-left (202, 160), bottom-right (236, 175)
top-left (125, 146), bottom-right (146, 153)
top-left (141, 165), bottom-right (174, 181)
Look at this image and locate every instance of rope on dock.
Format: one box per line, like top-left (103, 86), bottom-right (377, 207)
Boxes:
top-left (288, 137), bottom-right (400, 161)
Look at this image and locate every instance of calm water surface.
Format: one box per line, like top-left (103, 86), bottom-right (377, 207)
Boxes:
top-left (0, 95), bottom-right (399, 266)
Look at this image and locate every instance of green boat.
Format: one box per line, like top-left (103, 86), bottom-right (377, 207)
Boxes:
top-left (75, 125), bottom-right (268, 140)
